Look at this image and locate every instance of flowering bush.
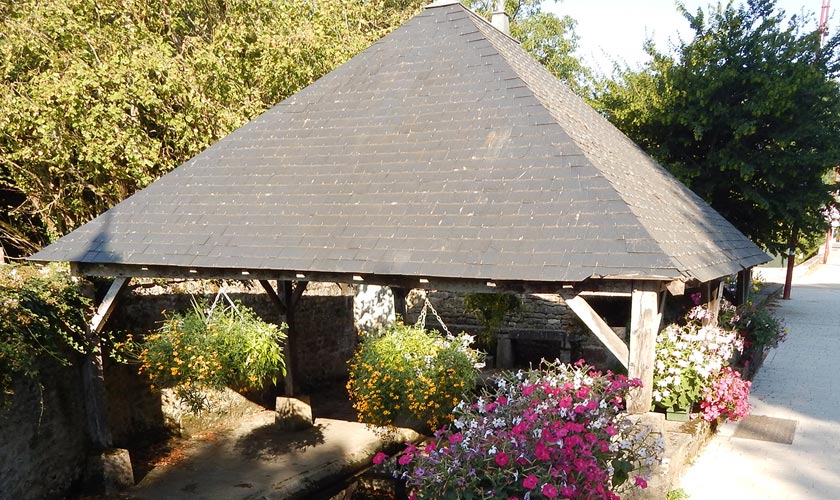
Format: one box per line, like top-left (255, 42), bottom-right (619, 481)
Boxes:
top-left (728, 302), bottom-right (787, 353)
top-left (347, 322), bottom-right (482, 431)
top-left (699, 366), bottom-right (751, 422)
top-left (382, 361), bottom-right (663, 500)
top-left (137, 298), bottom-right (286, 412)
top-left (652, 305), bottom-right (743, 412)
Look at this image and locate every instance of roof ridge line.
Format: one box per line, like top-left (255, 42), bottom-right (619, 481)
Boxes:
top-left (427, 0), bottom-right (520, 44)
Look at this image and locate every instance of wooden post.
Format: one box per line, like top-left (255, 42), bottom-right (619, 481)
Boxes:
top-left (392, 287), bottom-right (408, 322)
top-left (823, 228), bottom-right (831, 264)
top-left (783, 226), bottom-right (798, 300)
top-left (278, 280), bottom-right (307, 397)
top-left (84, 277), bottom-right (130, 450)
top-left (735, 268), bottom-right (751, 306)
top-left (627, 282), bottom-right (661, 414)
top-left (706, 279), bottom-right (723, 324)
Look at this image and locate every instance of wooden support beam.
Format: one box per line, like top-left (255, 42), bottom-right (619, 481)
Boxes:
top-left (90, 277), bottom-right (130, 333)
top-left (84, 277), bottom-right (130, 451)
top-left (391, 287), bottom-right (408, 321)
top-left (564, 294), bottom-right (629, 369)
top-left (258, 279), bottom-right (286, 315)
top-left (627, 282), bottom-right (661, 415)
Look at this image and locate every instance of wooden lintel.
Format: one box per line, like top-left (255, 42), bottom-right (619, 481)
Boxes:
top-left (90, 277), bottom-right (130, 334)
top-left (564, 295), bottom-right (629, 369)
top-left (69, 262), bottom-right (580, 294)
top-left (627, 282), bottom-right (661, 415)
top-left (577, 290), bottom-right (631, 298)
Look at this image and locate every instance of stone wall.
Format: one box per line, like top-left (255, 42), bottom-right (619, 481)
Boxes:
top-left (103, 279), bottom-right (357, 442)
top-left (0, 362), bottom-right (88, 499)
top-left (405, 290), bottom-right (626, 371)
top-left (404, 290), bottom-right (580, 366)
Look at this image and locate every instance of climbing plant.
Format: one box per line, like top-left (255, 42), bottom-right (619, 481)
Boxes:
top-left (0, 263), bottom-right (91, 407)
top-left (463, 293), bottom-right (521, 353)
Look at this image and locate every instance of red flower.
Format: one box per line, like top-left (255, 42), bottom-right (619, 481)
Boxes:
top-left (448, 433), bottom-right (463, 443)
top-left (523, 474), bottom-right (539, 489)
top-left (634, 476), bottom-right (648, 489)
top-left (541, 483), bottom-right (559, 498)
top-left (495, 451), bottom-right (509, 467)
top-left (372, 452), bottom-right (388, 465)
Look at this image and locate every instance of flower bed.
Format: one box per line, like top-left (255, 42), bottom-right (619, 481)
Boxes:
top-left (379, 361), bottom-right (663, 500)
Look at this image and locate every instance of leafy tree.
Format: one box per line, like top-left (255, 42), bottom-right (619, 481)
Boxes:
top-left (594, 0), bottom-right (840, 254)
top-left (466, 0), bottom-right (590, 92)
top-left (0, 0), bottom-right (424, 256)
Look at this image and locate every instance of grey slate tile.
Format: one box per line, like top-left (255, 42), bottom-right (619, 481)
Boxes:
top-left (29, 1), bottom-right (767, 285)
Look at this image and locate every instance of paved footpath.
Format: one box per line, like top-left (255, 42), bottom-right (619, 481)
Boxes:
top-left (679, 248), bottom-right (840, 499)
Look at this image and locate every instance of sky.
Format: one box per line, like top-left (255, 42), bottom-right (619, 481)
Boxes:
top-left (545, 0), bottom-right (831, 73)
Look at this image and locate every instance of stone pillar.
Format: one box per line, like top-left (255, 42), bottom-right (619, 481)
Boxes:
top-left (353, 284), bottom-right (396, 333)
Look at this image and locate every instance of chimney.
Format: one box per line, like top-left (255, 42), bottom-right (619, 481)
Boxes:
top-left (491, 0), bottom-right (510, 35)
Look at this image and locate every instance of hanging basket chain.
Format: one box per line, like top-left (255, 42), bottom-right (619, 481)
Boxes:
top-left (415, 297), bottom-right (452, 336)
top-left (206, 286), bottom-right (244, 324)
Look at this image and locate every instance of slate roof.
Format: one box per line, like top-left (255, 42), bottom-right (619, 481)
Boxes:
top-left (30, 0), bottom-right (769, 285)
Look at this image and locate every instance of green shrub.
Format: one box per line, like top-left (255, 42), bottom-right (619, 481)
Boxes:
top-left (136, 298), bottom-right (286, 412)
top-left (347, 322), bottom-right (482, 431)
top-left (738, 305), bottom-right (787, 352)
top-left (0, 263), bottom-right (91, 407)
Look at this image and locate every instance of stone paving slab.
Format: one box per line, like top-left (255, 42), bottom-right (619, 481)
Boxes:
top-left (733, 415), bottom-right (797, 444)
top-left (679, 245), bottom-right (840, 499)
top-left (127, 411), bottom-right (419, 500)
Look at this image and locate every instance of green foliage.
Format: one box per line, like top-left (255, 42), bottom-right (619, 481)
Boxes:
top-left (463, 293), bottom-right (521, 353)
top-left (0, 0), bottom-right (424, 255)
top-left (466, 0), bottom-right (590, 93)
top-left (730, 302), bottom-right (787, 353)
top-left (136, 298), bottom-right (286, 413)
top-left (0, 263), bottom-right (91, 406)
top-left (593, 0), bottom-right (840, 254)
top-left (667, 488), bottom-right (691, 500)
top-left (347, 322), bottom-right (482, 431)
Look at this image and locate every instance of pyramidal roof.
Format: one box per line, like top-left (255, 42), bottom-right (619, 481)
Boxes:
top-left (30, 1), bottom-right (768, 285)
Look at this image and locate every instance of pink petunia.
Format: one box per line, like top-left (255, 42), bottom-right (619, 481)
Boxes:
top-left (448, 433), bottom-right (463, 443)
top-left (372, 452), bottom-right (388, 465)
top-left (523, 474), bottom-right (539, 489)
top-left (398, 453), bottom-right (413, 465)
top-left (495, 451), bottom-right (509, 467)
top-left (634, 476), bottom-right (648, 489)
top-left (541, 483), bottom-right (559, 498)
